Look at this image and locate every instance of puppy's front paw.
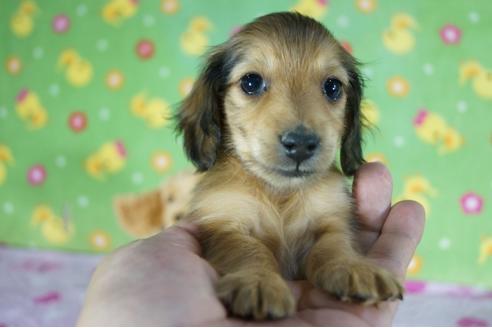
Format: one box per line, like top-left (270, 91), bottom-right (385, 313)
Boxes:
top-left (310, 260), bottom-right (403, 305)
top-left (216, 270), bottom-right (295, 320)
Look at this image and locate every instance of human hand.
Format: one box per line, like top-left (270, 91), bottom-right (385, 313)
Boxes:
top-left (77, 162), bottom-right (425, 326)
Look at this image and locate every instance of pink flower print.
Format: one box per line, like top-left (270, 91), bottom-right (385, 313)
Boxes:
top-left (440, 24), bottom-right (461, 45)
top-left (21, 259), bottom-right (60, 273)
top-left (52, 14), bottom-right (70, 33)
top-left (457, 317), bottom-right (489, 327)
top-left (27, 164), bottom-right (46, 186)
top-left (340, 41), bottom-right (352, 54)
top-left (460, 192), bottom-right (483, 215)
top-left (68, 111), bottom-right (87, 132)
top-left (230, 25), bottom-right (243, 36)
top-left (404, 280), bottom-right (427, 294)
top-left (135, 39), bottom-right (155, 60)
top-left (33, 291), bottom-right (61, 304)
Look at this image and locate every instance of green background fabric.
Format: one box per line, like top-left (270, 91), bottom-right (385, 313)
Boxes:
top-left (1, 0), bottom-right (491, 288)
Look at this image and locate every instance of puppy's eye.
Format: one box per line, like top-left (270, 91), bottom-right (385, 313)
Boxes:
top-left (240, 73), bottom-right (266, 96)
top-left (323, 78), bottom-right (343, 101)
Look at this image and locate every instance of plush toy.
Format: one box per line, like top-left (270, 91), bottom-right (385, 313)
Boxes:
top-left (114, 170), bottom-right (202, 238)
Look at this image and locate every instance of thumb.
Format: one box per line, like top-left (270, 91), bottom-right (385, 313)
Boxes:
top-left (145, 222), bottom-right (203, 256)
top-left (368, 201), bottom-right (425, 280)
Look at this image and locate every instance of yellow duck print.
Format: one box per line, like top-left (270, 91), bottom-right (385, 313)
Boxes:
top-left (441, 127), bottom-right (464, 154)
top-left (58, 49), bottom-right (93, 87)
top-left (15, 89), bottom-right (48, 129)
top-left (460, 60), bottom-right (492, 100)
top-left (102, 0), bottom-right (138, 26)
top-left (130, 93), bottom-right (170, 128)
top-left (291, 0), bottom-right (328, 19)
top-left (0, 145), bottom-right (14, 186)
top-left (396, 175), bottom-right (437, 216)
top-left (10, 0), bottom-right (38, 38)
top-left (365, 152), bottom-right (388, 165)
top-left (86, 140), bottom-right (127, 180)
top-left (382, 13), bottom-right (417, 55)
top-left (479, 236), bottom-right (492, 264)
top-left (180, 17), bottom-right (212, 56)
top-left (407, 254), bottom-right (423, 276)
top-left (31, 205), bottom-right (74, 245)
top-left (361, 99), bottom-right (380, 127)
top-left (413, 109), bottom-right (463, 154)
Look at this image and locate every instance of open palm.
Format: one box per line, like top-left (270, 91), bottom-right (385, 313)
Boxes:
top-left (78, 162), bottom-right (424, 326)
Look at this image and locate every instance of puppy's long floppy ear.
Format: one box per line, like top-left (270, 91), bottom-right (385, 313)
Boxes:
top-left (176, 46), bottom-right (235, 171)
top-left (340, 57), bottom-right (365, 176)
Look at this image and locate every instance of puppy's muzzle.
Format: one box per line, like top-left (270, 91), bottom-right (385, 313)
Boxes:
top-left (280, 125), bottom-right (320, 164)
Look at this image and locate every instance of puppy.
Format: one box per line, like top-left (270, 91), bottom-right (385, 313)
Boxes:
top-left (177, 12), bottom-right (403, 320)
top-left (114, 171), bottom-right (202, 237)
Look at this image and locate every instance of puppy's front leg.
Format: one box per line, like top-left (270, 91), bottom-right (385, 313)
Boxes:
top-left (199, 223), bottom-right (295, 320)
top-left (305, 225), bottom-right (403, 304)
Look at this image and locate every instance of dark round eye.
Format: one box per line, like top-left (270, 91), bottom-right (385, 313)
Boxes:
top-left (240, 73), bottom-right (266, 96)
top-left (323, 78), bottom-right (343, 101)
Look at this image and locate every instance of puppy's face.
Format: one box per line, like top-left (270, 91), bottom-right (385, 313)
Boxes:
top-left (178, 13), bottom-right (363, 189)
top-left (225, 33), bottom-right (352, 188)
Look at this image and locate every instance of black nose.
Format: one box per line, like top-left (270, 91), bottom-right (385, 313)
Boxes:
top-left (280, 126), bottom-right (320, 163)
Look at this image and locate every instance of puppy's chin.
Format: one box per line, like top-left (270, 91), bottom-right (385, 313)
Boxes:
top-left (243, 159), bottom-right (327, 191)
top-left (233, 138), bottom-right (339, 191)
top-left (274, 168), bottom-right (315, 178)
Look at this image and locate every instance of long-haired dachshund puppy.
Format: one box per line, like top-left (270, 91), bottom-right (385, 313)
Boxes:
top-left (177, 12), bottom-right (403, 320)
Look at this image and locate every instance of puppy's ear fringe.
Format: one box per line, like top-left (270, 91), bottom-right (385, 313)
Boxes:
top-left (174, 45), bottom-right (237, 172)
top-left (340, 57), bottom-right (368, 176)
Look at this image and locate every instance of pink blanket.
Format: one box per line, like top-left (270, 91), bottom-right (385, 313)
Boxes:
top-left (0, 245), bottom-right (491, 326)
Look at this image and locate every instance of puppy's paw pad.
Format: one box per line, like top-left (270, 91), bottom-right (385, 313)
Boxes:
top-left (216, 270), bottom-right (295, 320)
top-left (311, 260), bottom-right (403, 304)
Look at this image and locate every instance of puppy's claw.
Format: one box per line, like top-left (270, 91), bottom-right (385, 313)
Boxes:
top-left (217, 270), bottom-right (295, 320)
top-left (310, 259), bottom-right (404, 305)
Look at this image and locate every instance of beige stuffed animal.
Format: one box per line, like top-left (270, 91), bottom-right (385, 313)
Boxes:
top-left (114, 171), bottom-right (201, 238)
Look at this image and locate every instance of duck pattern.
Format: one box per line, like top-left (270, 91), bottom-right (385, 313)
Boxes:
top-left (0, 0), bottom-right (491, 288)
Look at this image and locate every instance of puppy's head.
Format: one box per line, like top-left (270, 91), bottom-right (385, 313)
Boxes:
top-left (178, 12), bottom-right (364, 188)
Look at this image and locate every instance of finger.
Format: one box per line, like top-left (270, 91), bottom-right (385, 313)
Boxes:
top-left (286, 280), bottom-right (307, 306)
top-left (291, 280), bottom-right (397, 326)
top-left (132, 222), bottom-right (221, 282)
top-left (114, 222), bottom-right (215, 280)
top-left (290, 280), bottom-right (346, 312)
top-left (293, 201), bottom-right (423, 322)
top-left (368, 200), bottom-right (426, 280)
top-left (148, 222), bottom-right (203, 256)
top-left (352, 162), bottom-right (393, 252)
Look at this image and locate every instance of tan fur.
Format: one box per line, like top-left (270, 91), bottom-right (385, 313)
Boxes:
top-left (114, 171), bottom-right (201, 237)
top-left (179, 13), bottom-right (402, 320)
top-left (114, 188), bottom-right (164, 238)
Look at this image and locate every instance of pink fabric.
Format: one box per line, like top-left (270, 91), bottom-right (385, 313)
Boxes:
top-left (0, 246), bottom-right (101, 326)
top-left (0, 246), bottom-right (491, 326)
